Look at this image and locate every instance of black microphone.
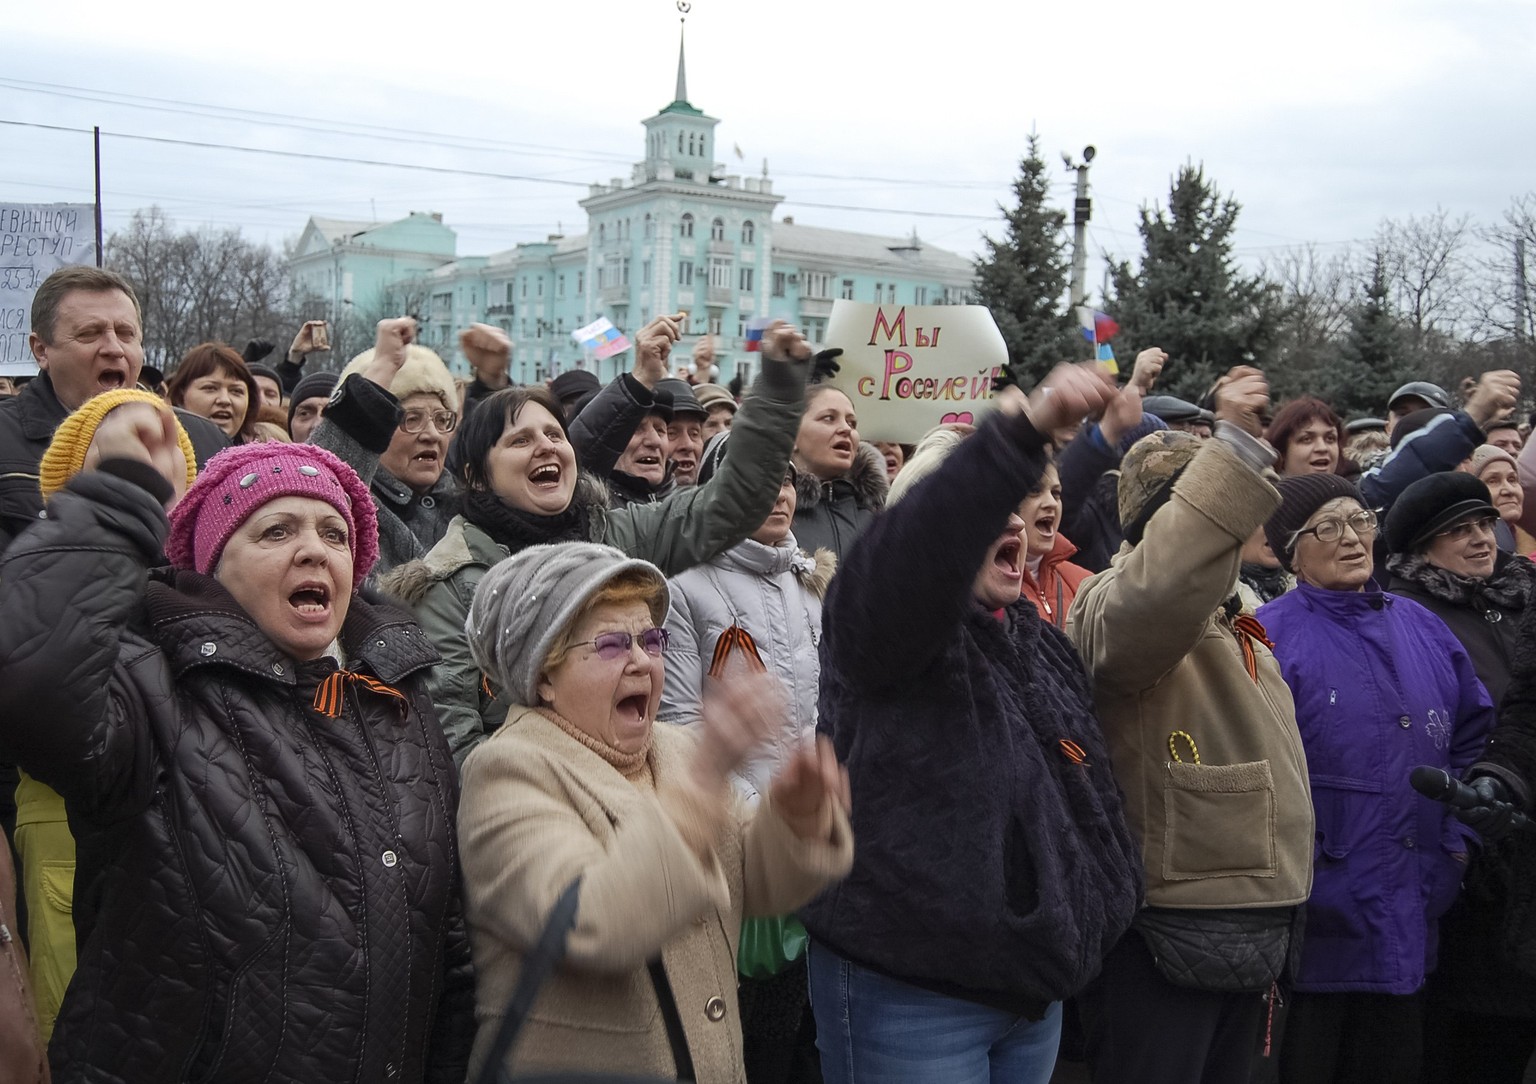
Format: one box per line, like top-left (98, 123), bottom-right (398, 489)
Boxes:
top-left (1410, 766), bottom-right (1533, 831)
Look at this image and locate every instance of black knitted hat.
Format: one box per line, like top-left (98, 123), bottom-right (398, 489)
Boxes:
top-left (1264, 473), bottom-right (1363, 571)
top-left (1384, 472), bottom-right (1498, 554)
top-left (286, 371), bottom-right (337, 429)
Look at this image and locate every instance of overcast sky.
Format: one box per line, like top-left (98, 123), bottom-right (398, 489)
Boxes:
top-left (4, 0), bottom-right (1532, 291)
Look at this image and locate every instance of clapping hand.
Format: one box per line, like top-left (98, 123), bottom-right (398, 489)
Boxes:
top-left (769, 736), bottom-right (851, 842)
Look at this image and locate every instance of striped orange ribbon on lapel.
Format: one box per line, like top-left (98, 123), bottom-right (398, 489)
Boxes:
top-left (709, 626), bottom-right (766, 678)
top-left (1232, 614), bottom-right (1275, 684)
top-left (312, 669), bottom-right (408, 718)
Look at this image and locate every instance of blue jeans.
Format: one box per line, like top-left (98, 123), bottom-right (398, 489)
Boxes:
top-left (807, 940), bottom-right (1063, 1084)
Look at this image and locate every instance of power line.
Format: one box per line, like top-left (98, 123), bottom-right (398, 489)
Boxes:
top-left (0, 119), bottom-right (595, 188)
top-left (2, 119), bottom-right (1004, 222)
top-left (2, 77), bottom-right (1015, 192)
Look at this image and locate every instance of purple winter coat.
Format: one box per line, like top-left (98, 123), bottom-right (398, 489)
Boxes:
top-left (1258, 581), bottom-right (1494, 994)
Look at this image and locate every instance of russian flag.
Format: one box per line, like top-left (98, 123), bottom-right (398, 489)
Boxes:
top-left (745, 316), bottom-right (772, 353)
top-left (1077, 307), bottom-right (1119, 345)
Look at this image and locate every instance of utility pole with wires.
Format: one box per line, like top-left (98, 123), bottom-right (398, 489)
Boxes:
top-left (1062, 145), bottom-right (1095, 312)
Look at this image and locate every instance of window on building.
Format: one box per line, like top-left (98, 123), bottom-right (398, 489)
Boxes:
top-left (709, 259), bottom-right (731, 289)
top-left (689, 133), bottom-right (696, 155)
top-left (597, 223), bottom-right (605, 246)
top-left (805, 272), bottom-right (831, 299)
top-left (679, 260), bottom-right (694, 286)
top-left (711, 218), bottom-right (725, 242)
top-left (576, 271), bottom-right (585, 294)
top-left (678, 132), bottom-right (684, 153)
top-left (520, 277), bottom-right (528, 298)
top-left (772, 271), bottom-right (786, 298)
top-left (470, 289), bottom-right (477, 305)
top-left (841, 279), bottom-right (855, 300)
top-left (506, 283), bottom-right (515, 304)
top-left (642, 260), bottom-right (652, 286)
top-left (914, 286), bottom-right (928, 304)
top-left (621, 257), bottom-right (631, 286)
top-left (739, 267), bottom-right (754, 293)
top-left (680, 213), bottom-right (694, 239)
top-left (536, 278), bottom-right (543, 298)
top-left (873, 282), bottom-right (883, 302)
top-left (644, 214), bottom-right (654, 240)
top-left (536, 321), bottom-right (544, 340)
top-left (521, 318), bottom-right (528, 337)
top-left (887, 284), bottom-right (896, 303)
top-left (742, 220), bottom-right (755, 244)
top-left (709, 314), bottom-right (722, 335)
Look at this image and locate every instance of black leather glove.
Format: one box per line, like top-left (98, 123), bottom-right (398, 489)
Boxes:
top-left (810, 348), bottom-right (843, 384)
top-left (243, 339), bottom-right (275, 364)
top-left (991, 362), bottom-right (1022, 395)
top-left (1456, 775), bottom-right (1518, 842)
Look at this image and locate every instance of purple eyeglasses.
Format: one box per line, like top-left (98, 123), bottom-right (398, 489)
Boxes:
top-left (587, 627), bottom-right (670, 660)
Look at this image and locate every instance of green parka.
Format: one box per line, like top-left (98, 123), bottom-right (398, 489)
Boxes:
top-left (381, 361), bottom-right (807, 765)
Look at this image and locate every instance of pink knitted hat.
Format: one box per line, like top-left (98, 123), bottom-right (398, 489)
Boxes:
top-left (166, 443), bottom-right (379, 588)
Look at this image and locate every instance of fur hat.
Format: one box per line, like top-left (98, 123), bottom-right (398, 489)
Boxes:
top-left (1385, 472), bottom-right (1499, 554)
top-left (40, 389), bottom-right (198, 499)
top-left (465, 542), bottom-right (668, 707)
top-left (341, 345), bottom-right (457, 414)
top-left (166, 442), bottom-right (378, 588)
top-left (1117, 430), bottom-right (1203, 541)
top-left (888, 425), bottom-right (968, 507)
top-left (1263, 473), bottom-right (1362, 571)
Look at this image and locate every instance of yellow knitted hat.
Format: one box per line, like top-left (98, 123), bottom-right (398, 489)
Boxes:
top-left (40, 390), bottom-right (198, 499)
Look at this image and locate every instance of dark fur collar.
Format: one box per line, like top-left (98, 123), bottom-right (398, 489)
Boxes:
top-left (795, 441), bottom-right (889, 513)
top-left (1387, 549), bottom-right (1536, 611)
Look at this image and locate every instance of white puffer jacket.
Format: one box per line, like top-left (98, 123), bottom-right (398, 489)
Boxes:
top-left (660, 534), bottom-right (835, 802)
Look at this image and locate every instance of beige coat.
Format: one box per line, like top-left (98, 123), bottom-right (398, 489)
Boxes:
top-left (458, 707), bottom-right (853, 1083)
top-left (1068, 437), bottom-right (1315, 911)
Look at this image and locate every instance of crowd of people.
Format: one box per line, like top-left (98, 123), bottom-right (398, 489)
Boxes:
top-left (2, 263), bottom-right (1536, 1084)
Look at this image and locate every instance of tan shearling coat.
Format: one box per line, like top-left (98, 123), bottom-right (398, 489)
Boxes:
top-left (1068, 436), bottom-right (1315, 911)
top-left (458, 707), bottom-right (853, 1083)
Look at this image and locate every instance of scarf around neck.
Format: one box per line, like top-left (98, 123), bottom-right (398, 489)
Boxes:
top-left (462, 487), bottom-right (592, 553)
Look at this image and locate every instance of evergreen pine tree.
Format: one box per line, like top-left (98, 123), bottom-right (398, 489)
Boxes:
top-left (1110, 164), bottom-right (1283, 401)
top-left (973, 135), bottom-right (1081, 386)
top-left (1335, 251), bottom-right (1408, 416)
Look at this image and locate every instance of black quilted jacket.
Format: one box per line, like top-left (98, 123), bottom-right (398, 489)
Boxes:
top-left (0, 467), bottom-right (474, 1084)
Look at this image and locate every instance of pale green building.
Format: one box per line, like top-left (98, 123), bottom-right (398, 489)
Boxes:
top-left (288, 36), bottom-right (975, 384)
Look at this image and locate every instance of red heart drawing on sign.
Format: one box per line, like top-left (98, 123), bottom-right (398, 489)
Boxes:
top-left (940, 412), bottom-right (974, 425)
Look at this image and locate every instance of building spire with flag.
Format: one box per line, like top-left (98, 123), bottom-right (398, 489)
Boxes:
top-left (674, 2), bottom-right (690, 105)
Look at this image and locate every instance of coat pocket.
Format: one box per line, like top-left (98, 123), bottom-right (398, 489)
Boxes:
top-left (528, 966), bottom-right (661, 1035)
top-left (1162, 759), bottom-right (1277, 880)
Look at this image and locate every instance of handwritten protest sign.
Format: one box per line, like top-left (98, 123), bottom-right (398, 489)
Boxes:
top-left (0, 204), bottom-right (98, 375)
top-left (822, 301), bottom-right (1007, 443)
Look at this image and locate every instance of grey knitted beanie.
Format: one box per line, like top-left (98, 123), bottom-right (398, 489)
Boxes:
top-left (465, 542), bottom-right (669, 707)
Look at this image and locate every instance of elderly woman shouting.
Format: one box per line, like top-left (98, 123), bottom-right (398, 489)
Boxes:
top-left (457, 542), bottom-right (853, 1083)
top-left (0, 402), bottom-right (472, 1083)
